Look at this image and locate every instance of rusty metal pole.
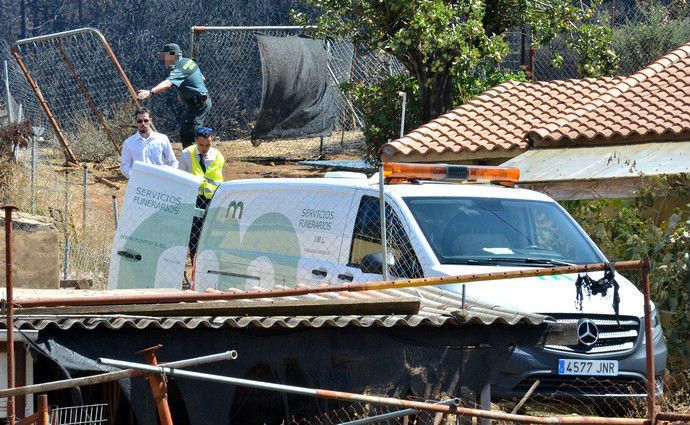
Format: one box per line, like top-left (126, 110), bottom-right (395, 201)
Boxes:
top-left (641, 259), bottom-right (656, 421)
top-left (57, 41), bottom-right (120, 154)
top-left (100, 358), bottom-right (653, 425)
top-left (4, 205), bottom-right (18, 425)
top-left (92, 30), bottom-right (138, 102)
top-left (37, 394), bottom-right (49, 425)
top-left (10, 46), bottom-right (78, 165)
top-left (138, 345), bottom-right (174, 425)
top-left (529, 47), bottom-right (535, 82)
top-left (14, 260), bottom-right (647, 308)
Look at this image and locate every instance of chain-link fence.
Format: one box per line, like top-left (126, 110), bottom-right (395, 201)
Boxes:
top-left (0, 152), bottom-right (119, 290)
top-left (10, 28), bottom-right (139, 164)
top-left (186, 26), bottom-right (403, 161)
top-left (503, 0), bottom-right (690, 81)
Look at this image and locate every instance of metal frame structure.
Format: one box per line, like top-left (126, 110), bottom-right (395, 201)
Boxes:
top-left (4, 206), bottom-right (18, 425)
top-left (11, 28), bottom-right (140, 164)
top-left (98, 357), bottom-right (657, 425)
top-left (189, 25), bottom-right (317, 59)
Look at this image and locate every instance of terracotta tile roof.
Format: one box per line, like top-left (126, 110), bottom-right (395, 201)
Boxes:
top-left (381, 77), bottom-right (622, 161)
top-left (382, 41), bottom-right (690, 161)
top-left (529, 43), bottom-right (690, 146)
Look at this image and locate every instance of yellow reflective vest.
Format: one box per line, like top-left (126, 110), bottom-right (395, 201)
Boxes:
top-left (185, 145), bottom-right (224, 199)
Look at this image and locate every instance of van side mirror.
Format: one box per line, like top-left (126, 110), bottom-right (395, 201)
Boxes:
top-left (360, 252), bottom-right (395, 275)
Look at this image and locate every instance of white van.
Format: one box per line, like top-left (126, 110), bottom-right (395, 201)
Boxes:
top-left (112, 162), bottom-right (666, 397)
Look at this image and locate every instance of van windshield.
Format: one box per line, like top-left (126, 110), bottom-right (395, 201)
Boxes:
top-left (404, 197), bottom-right (603, 266)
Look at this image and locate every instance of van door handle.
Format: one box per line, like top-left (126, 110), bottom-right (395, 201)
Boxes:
top-left (311, 268), bottom-right (328, 277)
top-left (117, 250), bottom-right (141, 261)
top-left (337, 273), bottom-right (354, 282)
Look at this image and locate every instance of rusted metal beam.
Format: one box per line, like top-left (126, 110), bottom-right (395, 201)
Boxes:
top-left (340, 398), bottom-right (460, 425)
top-left (641, 260), bottom-right (656, 420)
top-left (78, 28), bottom-right (138, 103)
top-left (99, 358), bottom-right (652, 425)
top-left (4, 206), bottom-right (18, 425)
top-left (94, 175), bottom-right (120, 189)
top-left (655, 412), bottom-right (690, 422)
top-left (14, 260), bottom-right (645, 308)
top-left (139, 346), bottom-right (174, 425)
top-left (37, 394), bottom-right (48, 425)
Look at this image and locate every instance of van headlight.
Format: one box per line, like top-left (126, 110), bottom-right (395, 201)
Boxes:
top-left (643, 308), bottom-right (662, 344)
top-left (652, 308), bottom-right (660, 328)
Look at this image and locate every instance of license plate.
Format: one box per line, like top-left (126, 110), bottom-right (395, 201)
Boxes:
top-left (558, 359), bottom-right (619, 376)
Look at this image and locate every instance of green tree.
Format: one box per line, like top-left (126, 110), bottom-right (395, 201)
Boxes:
top-left (614, 3), bottom-right (690, 75)
top-left (294, 0), bottom-right (616, 122)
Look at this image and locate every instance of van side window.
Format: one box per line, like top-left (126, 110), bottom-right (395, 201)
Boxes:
top-left (349, 195), bottom-right (423, 278)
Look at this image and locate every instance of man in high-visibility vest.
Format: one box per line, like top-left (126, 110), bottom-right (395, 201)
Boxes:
top-left (179, 127), bottom-right (225, 260)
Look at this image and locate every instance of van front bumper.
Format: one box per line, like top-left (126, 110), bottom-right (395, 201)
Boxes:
top-left (492, 330), bottom-right (667, 399)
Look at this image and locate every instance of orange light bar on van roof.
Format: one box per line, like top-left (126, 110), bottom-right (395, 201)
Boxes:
top-left (382, 162), bottom-right (520, 185)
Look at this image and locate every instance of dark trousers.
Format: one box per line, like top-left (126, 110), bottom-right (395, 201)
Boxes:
top-left (189, 195), bottom-right (210, 259)
top-left (181, 96), bottom-right (212, 148)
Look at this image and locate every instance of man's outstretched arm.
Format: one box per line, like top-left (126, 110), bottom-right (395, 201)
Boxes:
top-left (137, 80), bottom-right (173, 100)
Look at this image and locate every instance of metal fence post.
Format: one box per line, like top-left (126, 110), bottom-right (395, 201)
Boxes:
top-left (641, 259), bottom-right (656, 420)
top-left (378, 165), bottom-right (390, 280)
top-left (4, 205), bottom-right (18, 425)
top-left (30, 137), bottom-right (35, 214)
top-left (112, 195), bottom-right (119, 229)
top-left (398, 91), bottom-right (407, 138)
top-left (82, 165), bottom-right (88, 228)
top-left (63, 171), bottom-right (70, 280)
top-left (4, 60), bottom-right (14, 123)
top-left (529, 47), bottom-right (535, 82)
top-left (37, 394), bottom-right (49, 425)
top-left (479, 383), bottom-right (492, 425)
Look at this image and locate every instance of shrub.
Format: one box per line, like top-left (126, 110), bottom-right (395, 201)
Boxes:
top-left (562, 175), bottom-right (690, 370)
top-left (342, 74), bottom-right (421, 163)
top-left (614, 3), bottom-right (690, 75)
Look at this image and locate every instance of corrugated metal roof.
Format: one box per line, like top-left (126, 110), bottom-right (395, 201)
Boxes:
top-left (503, 141), bottom-right (690, 182)
top-left (300, 159), bottom-right (375, 172)
top-left (6, 287), bottom-right (551, 331)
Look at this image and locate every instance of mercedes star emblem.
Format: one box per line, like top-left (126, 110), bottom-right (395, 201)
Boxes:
top-left (577, 319), bottom-right (599, 346)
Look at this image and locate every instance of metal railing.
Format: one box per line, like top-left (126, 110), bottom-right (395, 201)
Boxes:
top-left (49, 404), bottom-right (107, 425)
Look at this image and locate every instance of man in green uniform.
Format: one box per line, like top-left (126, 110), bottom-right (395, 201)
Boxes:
top-left (137, 43), bottom-right (212, 148)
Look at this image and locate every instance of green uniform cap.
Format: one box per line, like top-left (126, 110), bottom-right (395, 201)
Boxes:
top-left (162, 43), bottom-right (182, 54)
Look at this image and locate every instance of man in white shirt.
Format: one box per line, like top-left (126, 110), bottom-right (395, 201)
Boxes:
top-left (120, 108), bottom-right (178, 179)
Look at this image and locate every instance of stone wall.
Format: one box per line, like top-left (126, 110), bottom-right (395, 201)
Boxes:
top-left (0, 211), bottom-right (59, 289)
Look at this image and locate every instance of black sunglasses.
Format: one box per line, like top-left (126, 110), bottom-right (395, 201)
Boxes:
top-left (137, 119), bottom-right (151, 124)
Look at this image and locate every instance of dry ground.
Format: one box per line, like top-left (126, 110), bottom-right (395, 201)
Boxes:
top-left (88, 131), bottom-right (365, 210)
